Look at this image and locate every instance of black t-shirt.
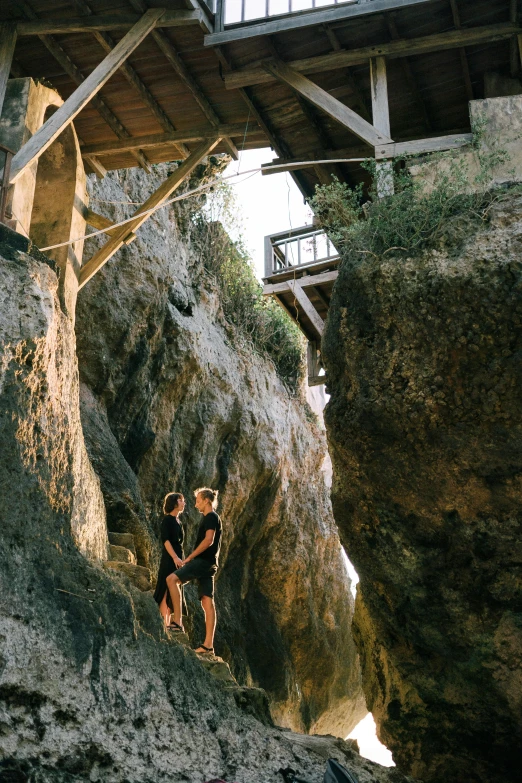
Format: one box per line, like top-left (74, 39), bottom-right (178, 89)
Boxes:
top-left (160, 514), bottom-right (184, 560)
top-left (194, 511), bottom-right (222, 566)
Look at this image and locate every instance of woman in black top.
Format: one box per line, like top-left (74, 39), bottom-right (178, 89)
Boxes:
top-left (153, 492), bottom-right (185, 628)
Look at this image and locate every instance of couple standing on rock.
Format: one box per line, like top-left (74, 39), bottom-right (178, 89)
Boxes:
top-left (153, 488), bottom-right (222, 655)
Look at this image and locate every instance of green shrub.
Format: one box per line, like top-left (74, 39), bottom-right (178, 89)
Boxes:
top-left (189, 180), bottom-right (305, 393)
top-left (310, 137), bottom-right (515, 263)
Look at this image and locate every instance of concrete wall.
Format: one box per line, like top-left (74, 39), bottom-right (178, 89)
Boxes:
top-left (410, 95), bottom-right (522, 193)
top-left (0, 78), bottom-right (88, 317)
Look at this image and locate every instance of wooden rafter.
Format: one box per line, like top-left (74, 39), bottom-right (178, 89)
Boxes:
top-left (9, 8), bottom-right (163, 185)
top-left (17, 1), bottom-right (152, 173)
top-left (225, 22), bottom-right (522, 89)
top-left (263, 58), bottom-right (392, 147)
top-left (212, 45), bottom-right (314, 201)
top-left (127, 0), bottom-right (237, 160)
top-left (205, 0), bottom-right (435, 45)
top-left (71, 0), bottom-right (189, 158)
top-left (16, 10), bottom-right (207, 37)
top-left (322, 25), bottom-right (372, 122)
top-left (80, 124), bottom-right (256, 156)
top-left (79, 137), bottom-right (221, 288)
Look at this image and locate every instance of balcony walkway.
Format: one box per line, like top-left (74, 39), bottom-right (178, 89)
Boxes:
top-left (263, 226), bottom-right (340, 385)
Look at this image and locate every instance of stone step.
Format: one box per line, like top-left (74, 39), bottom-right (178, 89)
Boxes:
top-left (225, 685), bottom-right (273, 726)
top-left (103, 561), bottom-right (151, 592)
top-left (109, 544), bottom-right (136, 564)
top-left (195, 653), bottom-right (238, 685)
top-left (108, 532), bottom-right (137, 560)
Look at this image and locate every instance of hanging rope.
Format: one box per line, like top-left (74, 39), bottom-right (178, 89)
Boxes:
top-left (38, 158), bottom-right (365, 252)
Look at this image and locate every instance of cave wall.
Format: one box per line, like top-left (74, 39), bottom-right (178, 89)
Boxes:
top-left (323, 192), bottom-right (522, 782)
top-left (75, 164), bottom-right (366, 737)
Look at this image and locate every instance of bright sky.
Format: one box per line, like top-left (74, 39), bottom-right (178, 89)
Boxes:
top-left (225, 146), bottom-right (394, 770)
top-left (224, 148), bottom-right (312, 279)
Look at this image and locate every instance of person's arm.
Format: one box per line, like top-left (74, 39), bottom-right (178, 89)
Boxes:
top-left (183, 529), bottom-right (215, 564)
top-left (164, 539), bottom-right (183, 568)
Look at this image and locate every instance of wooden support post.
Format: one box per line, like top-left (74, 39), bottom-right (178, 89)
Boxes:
top-left (79, 137), bottom-right (221, 288)
top-left (225, 23), bottom-right (522, 89)
top-left (370, 56), bottom-right (394, 196)
top-left (288, 279), bottom-right (325, 338)
top-left (0, 23), bottom-right (17, 118)
top-left (307, 341), bottom-right (321, 380)
top-left (9, 9), bottom-right (163, 185)
top-left (263, 58), bottom-right (391, 147)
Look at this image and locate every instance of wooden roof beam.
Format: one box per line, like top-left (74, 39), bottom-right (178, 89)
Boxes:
top-left (12, 2), bottom-right (161, 181)
top-left (263, 58), bottom-right (392, 147)
top-left (70, 0), bottom-right (189, 158)
top-left (16, 10), bottom-right (208, 37)
top-left (80, 123), bottom-right (255, 156)
top-left (509, 0), bottom-right (521, 77)
top-left (79, 137), bottom-right (221, 288)
top-left (225, 22), bottom-right (522, 89)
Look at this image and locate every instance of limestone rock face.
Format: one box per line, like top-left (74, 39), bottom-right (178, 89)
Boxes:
top-left (75, 166), bottom-right (365, 736)
top-left (0, 221), bottom-right (409, 783)
top-left (0, 224), bottom-right (107, 561)
top-left (323, 193), bottom-right (522, 782)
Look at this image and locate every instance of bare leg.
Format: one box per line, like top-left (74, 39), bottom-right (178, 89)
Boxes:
top-left (159, 592), bottom-right (171, 626)
top-left (200, 595), bottom-right (216, 649)
top-left (166, 573), bottom-right (183, 628)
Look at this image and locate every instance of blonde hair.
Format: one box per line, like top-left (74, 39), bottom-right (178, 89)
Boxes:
top-left (194, 487), bottom-right (219, 510)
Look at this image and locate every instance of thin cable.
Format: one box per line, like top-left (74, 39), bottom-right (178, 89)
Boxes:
top-left (37, 153), bottom-right (409, 253)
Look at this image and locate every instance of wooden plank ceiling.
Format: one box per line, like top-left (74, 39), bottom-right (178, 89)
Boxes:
top-left (1, 0), bottom-right (519, 198)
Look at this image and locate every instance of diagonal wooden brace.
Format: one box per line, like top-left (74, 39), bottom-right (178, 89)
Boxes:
top-left (78, 137), bottom-right (221, 288)
top-left (9, 8), bottom-right (165, 185)
top-left (263, 58), bottom-right (392, 148)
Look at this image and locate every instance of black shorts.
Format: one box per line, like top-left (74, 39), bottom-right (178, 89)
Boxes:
top-left (174, 558), bottom-right (217, 599)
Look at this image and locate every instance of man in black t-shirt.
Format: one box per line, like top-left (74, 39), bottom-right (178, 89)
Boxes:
top-left (166, 487), bottom-right (222, 654)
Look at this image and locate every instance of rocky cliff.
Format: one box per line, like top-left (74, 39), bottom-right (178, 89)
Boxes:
top-left (323, 191), bottom-right (522, 782)
top-left (0, 222), bottom-right (409, 783)
top-left (74, 163), bottom-right (365, 737)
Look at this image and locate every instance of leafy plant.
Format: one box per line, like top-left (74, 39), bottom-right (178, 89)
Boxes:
top-left (188, 178), bottom-right (305, 393)
top-left (310, 131), bottom-right (517, 264)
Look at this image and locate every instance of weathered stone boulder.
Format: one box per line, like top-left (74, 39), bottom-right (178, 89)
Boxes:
top-left (323, 192), bottom-right (522, 782)
top-left (0, 223), bottom-right (411, 783)
top-left (75, 165), bottom-right (366, 736)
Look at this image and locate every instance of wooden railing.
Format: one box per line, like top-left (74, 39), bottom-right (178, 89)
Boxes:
top-left (264, 225), bottom-right (339, 277)
top-left (217, 0), bottom-right (357, 28)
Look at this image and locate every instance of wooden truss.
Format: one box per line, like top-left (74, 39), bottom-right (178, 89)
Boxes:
top-left (79, 137), bottom-right (222, 288)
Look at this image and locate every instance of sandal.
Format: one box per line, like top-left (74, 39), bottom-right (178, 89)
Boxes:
top-left (166, 621), bottom-right (185, 632)
top-left (194, 644), bottom-right (214, 654)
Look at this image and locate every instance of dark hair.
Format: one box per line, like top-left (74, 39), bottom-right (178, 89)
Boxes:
top-left (194, 487), bottom-right (219, 510)
top-left (163, 493), bottom-right (184, 514)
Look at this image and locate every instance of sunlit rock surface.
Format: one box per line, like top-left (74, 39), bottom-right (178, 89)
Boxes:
top-left (75, 165), bottom-right (366, 737)
top-left (324, 193), bottom-right (522, 782)
top-left (0, 223), bottom-right (414, 783)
